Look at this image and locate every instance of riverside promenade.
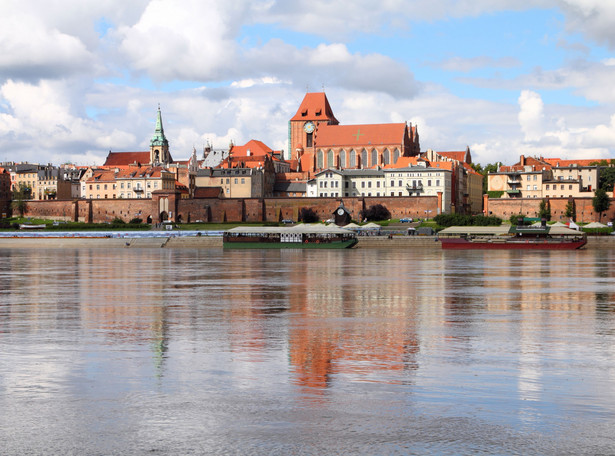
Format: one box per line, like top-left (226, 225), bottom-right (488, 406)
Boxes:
top-left (0, 235), bottom-right (612, 249)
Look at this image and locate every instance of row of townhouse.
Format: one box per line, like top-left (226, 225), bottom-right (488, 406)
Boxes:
top-left (487, 155), bottom-right (599, 199)
top-left (1, 162), bottom-right (73, 200)
top-left (82, 166), bottom-right (177, 199)
top-left (306, 165), bottom-right (453, 212)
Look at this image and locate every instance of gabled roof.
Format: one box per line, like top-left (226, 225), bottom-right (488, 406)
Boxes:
top-left (438, 150), bottom-right (470, 164)
top-left (291, 92), bottom-right (339, 124)
top-left (315, 123), bottom-right (407, 148)
top-left (231, 139), bottom-right (273, 157)
top-left (103, 151), bottom-right (150, 167)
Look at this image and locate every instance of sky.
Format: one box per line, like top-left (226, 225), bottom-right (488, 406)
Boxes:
top-left (2, 0), bottom-right (615, 167)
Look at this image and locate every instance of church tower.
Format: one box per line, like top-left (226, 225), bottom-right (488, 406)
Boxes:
top-left (289, 92), bottom-right (339, 162)
top-left (150, 105), bottom-right (171, 166)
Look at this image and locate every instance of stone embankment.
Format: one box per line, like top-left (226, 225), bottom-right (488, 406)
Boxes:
top-left (0, 234), bottom-right (612, 249)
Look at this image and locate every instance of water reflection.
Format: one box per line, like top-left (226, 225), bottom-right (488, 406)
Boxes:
top-left (2, 247), bottom-right (615, 453)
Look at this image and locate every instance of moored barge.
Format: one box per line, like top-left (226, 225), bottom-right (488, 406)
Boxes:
top-left (438, 225), bottom-right (587, 250)
top-left (223, 224), bottom-right (358, 249)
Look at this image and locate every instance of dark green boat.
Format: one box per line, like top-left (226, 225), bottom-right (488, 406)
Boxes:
top-left (223, 224), bottom-right (358, 249)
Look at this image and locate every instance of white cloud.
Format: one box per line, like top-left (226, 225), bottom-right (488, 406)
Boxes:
top-left (518, 90), bottom-right (545, 142)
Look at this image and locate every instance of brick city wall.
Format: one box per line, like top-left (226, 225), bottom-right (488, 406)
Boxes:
top-left (486, 197), bottom-right (615, 223)
top-left (23, 196), bottom-right (440, 223)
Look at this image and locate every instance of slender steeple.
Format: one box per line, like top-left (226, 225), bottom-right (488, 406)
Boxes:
top-left (150, 104), bottom-right (171, 166)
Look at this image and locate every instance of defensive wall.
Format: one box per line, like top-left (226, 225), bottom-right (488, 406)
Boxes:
top-left (485, 196), bottom-right (615, 223)
top-left (22, 195), bottom-right (440, 224)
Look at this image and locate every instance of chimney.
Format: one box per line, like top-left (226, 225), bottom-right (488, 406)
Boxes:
top-left (520, 155), bottom-right (525, 166)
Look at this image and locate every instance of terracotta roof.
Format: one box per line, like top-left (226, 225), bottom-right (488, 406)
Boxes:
top-left (315, 123), bottom-right (407, 148)
top-left (291, 92), bottom-right (339, 123)
top-left (438, 151), bottom-right (468, 163)
top-left (86, 170), bottom-right (117, 183)
top-left (429, 161), bottom-right (455, 171)
top-left (300, 152), bottom-right (315, 172)
top-left (103, 151), bottom-right (150, 167)
top-left (383, 156), bottom-right (428, 169)
top-left (231, 139), bottom-right (273, 157)
top-left (194, 187), bottom-right (222, 198)
top-left (543, 158), bottom-right (602, 167)
top-left (175, 181), bottom-right (188, 193)
top-left (116, 166), bottom-right (166, 179)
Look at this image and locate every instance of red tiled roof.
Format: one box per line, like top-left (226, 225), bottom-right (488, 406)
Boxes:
top-left (315, 123), bottom-right (407, 148)
top-left (438, 151), bottom-right (468, 163)
top-left (291, 92), bottom-right (339, 123)
top-left (429, 161), bottom-right (455, 171)
top-left (116, 166), bottom-right (166, 178)
top-left (383, 156), bottom-right (428, 169)
top-left (103, 151), bottom-right (150, 167)
top-left (194, 187), bottom-right (222, 198)
top-left (543, 158), bottom-right (602, 167)
top-left (231, 139), bottom-right (273, 157)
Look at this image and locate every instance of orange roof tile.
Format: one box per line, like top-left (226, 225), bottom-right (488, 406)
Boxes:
top-left (315, 123), bottom-right (407, 148)
top-left (543, 158), bottom-right (602, 167)
top-left (429, 161), bottom-right (455, 171)
top-left (231, 139), bottom-right (273, 157)
top-left (194, 187), bottom-right (223, 198)
top-left (438, 151), bottom-right (468, 163)
top-left (383, 156), bottom-right (428, 169)
top-left (291, 92), bottom-right (339, 123)
top-left (103, 151), bottom-right (150, 167)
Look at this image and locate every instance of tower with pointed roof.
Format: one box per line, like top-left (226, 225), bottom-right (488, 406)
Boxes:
top-left (150, 105), bottom-right (171, 166)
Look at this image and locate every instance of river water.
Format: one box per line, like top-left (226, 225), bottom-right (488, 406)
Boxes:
top-left (1, 246), bottom-right (615, 455)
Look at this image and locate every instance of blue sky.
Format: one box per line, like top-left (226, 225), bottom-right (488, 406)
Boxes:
top-left (1, 1), bottom-right (615, 167)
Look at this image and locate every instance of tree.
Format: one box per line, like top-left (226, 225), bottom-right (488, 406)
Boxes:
top-left (299, 207), bottom-right (319, 223)
top-left (472, 162), bottom-right (501, 193)
top-left (598, 167), bottom-right (615, 192)
top-left (592, 188), bottom-right (611, 222)
top-left (361, 204), bottom-right (391, 221)
top-left (564, 199), bottom-right (576, 221)
top-left (11, 183), bottom-right (31, 217)
top-left (538, 199), bottom-right (551, 221)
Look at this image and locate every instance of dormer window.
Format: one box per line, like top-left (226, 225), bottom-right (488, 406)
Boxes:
top-left (315, 109), bottom-right (322, 116)
top-left (301, 109), bottom-right (307, 116)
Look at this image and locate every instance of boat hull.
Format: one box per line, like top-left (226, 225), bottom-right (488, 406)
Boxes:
top-left (440, 238), bottom-right (586, 250)
top-left (223, 239), bottom-right (358, 249)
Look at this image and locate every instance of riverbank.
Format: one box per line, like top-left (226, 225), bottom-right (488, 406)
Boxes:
top-left (0, 234), bottom-right (612, 249)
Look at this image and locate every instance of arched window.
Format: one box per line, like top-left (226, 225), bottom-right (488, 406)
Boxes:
top-left (339, 150), bottom-right (346, 168)
top-left (350, 150), bottom-right (356, 167)
top-left (393, 148), bottom-right (400, 164)
top-left (383, 149), bottom-right (390, 165)
top-left (327, 150), bottom-right (334, 168)
top-left (317, 150), bottom-right (324, 169)
top-left (371, 149), bottom-right (378, 167)
top-left (361, 149), bottom-right (368, 168)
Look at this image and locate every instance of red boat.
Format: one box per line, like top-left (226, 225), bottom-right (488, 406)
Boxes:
top-left (438, 225), bottom-right (587, 250)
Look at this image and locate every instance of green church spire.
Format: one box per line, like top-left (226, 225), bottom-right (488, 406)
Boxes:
top-left (150, 104), bottom-right (168, 147)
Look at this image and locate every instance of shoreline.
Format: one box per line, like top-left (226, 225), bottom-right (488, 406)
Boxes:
top-left (0, 235), bottom-right (612, 249)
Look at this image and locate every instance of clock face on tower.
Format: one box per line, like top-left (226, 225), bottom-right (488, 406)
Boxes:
top-left (304, 121), bottom-right (315, 134)
top-left (337, 208), bottom-right (345, 216)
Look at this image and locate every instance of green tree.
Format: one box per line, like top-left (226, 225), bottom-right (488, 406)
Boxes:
top-left (592, 188), bottom-right (611, 222)
top-left (564, 199), bottom-right (576, 221)
top-left (598, 166), bottom-right (615, 192)
top-left (11, 183), bottom-right (31, 217)
top-left (538, 199), bottom-right (551, 221)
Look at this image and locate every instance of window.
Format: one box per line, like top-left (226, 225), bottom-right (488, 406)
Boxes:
top-left (234, 178), bottom-right (238, 184)
top-left (89, 184), bottom-right (92, 190)
top-left (368, 182), bottom-right (372, 188)
top-left (533, 185), bottom-right (537, 190)
top-left (569, 184), bottom-right (572, 190)
top-left (226, 178), bottom-right (230, 184)
top-left (376, 181), bottom-right (380, 188)
top-left (128, 183), bottom-right (131, 188)
top-left (96, 184), bottom-right (100, 190)
top-left (241, 178), bottom-right (245, 184)
top-left (436, 180), bottom-right (440, 186)
top-left (428, 180), bottom-right (432, 186)
top-left (399, 180), bottom-right (402, 187)
top-left (104, 184), bottom-right (107, 190)
top-left (527, 185), bottom-right (530, 190)
top-left (361, 181), bottom-right (365, 188)
top-left (533, 175), bottom-right (537, 181)
top-left (391, 180), bottom-right (394, 187)
top-left (546, 184), bottom-right (549, 190)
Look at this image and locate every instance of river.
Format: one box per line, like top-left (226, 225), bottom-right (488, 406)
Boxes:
top-left (1, 246), bottom-right (615, 455)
